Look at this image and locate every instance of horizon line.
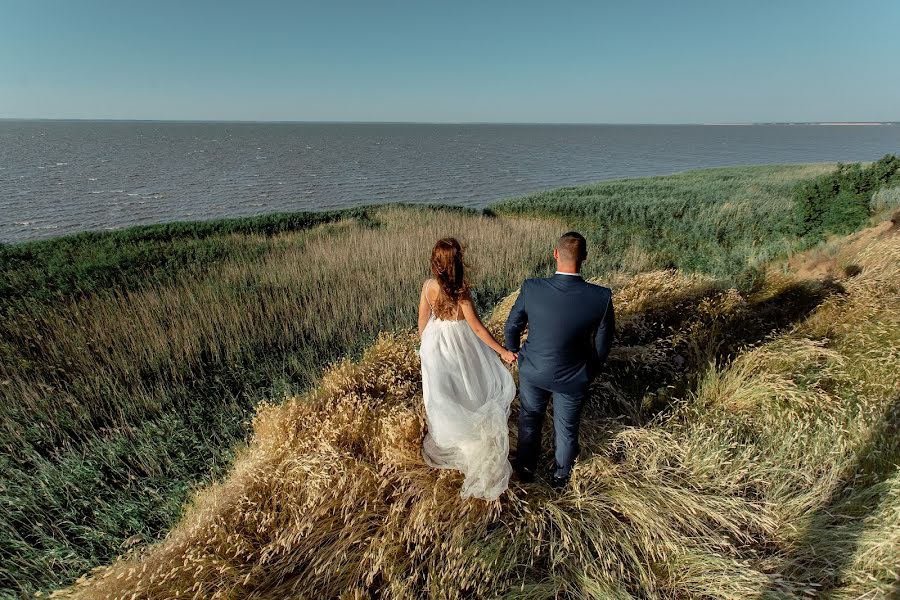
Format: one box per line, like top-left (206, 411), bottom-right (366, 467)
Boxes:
top-left (1, 117), bottom-right (898, 126)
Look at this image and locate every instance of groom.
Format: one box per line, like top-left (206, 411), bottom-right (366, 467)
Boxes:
top-left (504, 231), bottom-right (615, 489)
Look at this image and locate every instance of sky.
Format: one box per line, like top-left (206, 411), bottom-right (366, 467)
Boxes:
top-left (1, 0), bottom-right (899, 123)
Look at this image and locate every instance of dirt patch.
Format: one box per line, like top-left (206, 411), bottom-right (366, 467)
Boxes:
top-left (888, 208), bottom-right (900, 234)
top-left (777, 212), bottom-right (898, 281)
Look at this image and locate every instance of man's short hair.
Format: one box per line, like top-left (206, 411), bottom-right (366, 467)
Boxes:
top-left (557, 231), bottom-right (587, 264)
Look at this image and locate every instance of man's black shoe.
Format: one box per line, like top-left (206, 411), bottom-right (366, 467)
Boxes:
top-left (513, 463), bottom-right (534, 483)
top-left (549, 474), bottom-right (569, 490)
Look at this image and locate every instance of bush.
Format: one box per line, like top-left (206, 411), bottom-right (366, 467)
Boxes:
top-left (794, 154), bottom-right (900, 240)
top-left (871, 184), bottom-right (900, 216)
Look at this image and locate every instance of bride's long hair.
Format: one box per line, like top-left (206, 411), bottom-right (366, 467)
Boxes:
top-left (430, 238), bottom-right (469, 315)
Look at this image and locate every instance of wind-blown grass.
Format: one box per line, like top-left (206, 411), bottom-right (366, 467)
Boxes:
top-left (0, 207), bottom-right (375, 308)
top-left (6, 162), bottom-right (898, 597)
top-left (53, 218), bottom-right (899, 599)
top-left (0, 206), bottom-right (561, 596)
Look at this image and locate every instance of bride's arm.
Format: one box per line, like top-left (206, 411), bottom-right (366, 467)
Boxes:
top-left (417, 281), bottom-right (432, 338)
top-left (459, 291), bottom-right (517, 363)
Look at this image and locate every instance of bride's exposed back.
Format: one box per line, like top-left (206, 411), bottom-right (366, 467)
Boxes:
top-left (417, 238), bottom-right (517, 500)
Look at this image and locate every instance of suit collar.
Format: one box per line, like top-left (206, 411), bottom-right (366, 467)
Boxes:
top-left (551, 272), bottom-right (583, 284)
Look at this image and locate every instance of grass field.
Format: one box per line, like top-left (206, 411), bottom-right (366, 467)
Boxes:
top-left (2, 160), bottom-right (898, 597)
top-left (1, 206), bottom-right (560, 595)
top-left (53, 213), bottom-right (900, 599)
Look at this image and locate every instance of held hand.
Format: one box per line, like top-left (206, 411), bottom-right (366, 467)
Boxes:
top-left (500, 349), bottom-right (518, 364)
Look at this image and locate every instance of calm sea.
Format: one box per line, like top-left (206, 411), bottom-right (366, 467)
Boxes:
top-left (2, 121), bottom-right (899, 243)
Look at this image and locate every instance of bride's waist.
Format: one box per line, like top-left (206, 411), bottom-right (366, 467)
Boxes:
top-left (429, 318), bottom-right (467, 326)
top-left (422, 319), bottom-right (478, 342)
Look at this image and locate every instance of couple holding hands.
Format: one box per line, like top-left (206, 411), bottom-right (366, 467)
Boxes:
top-left (417, 232), bottom-right (614, 500)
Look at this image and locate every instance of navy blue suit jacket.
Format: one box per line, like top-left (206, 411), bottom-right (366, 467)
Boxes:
top-left (504, 274), bottom-right (614, 393)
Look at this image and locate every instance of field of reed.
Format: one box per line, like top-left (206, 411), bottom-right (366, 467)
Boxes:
top-left (53, 212), bottom-right (899, 599)
top-left (493, 163), bottom-right (838, 278)
top-left (1, 206), bottom-right (561, 596)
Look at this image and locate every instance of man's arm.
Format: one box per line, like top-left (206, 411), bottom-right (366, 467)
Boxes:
top-left (592, 295), bottom-right (615, 368)
top-left (504, 283), bottom-right (528, 352)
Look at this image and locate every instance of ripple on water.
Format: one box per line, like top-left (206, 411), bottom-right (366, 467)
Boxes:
top-left (3, 121), bottom-right (900, 243)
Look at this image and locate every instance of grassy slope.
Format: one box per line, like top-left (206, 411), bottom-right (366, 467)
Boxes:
top-left (3, 162), bottom-right (888, 597)
top-left (54, 215), bottom-right (900, 599)
top-left (0, 208), bottom-right (378, 308)
top-left (1, 206), bottom-right (561, 596)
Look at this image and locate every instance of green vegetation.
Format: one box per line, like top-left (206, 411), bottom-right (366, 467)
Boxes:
top-left (794, 154), bottom-right (900, 241)
top-left (0, 206), bottom-right (559, 596)
top-left (871, 183), bottom-right (900, 215)
top-left (493, 163), bottom-right (838, 279)
top-left (3, 160), bottom-right (899, 597)
top-left (55, 225), bottom-right (900, 598)
top-left (0, 206), bottom-right (419, 308)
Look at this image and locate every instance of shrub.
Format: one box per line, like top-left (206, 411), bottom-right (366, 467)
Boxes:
top-left (794, 154), bottom-right (900, 240)
top-left (871, 184), bottom-right (900, 216)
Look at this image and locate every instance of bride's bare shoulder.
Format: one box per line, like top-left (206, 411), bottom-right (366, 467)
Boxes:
top-left (422, 279), bottom-right (441, 301)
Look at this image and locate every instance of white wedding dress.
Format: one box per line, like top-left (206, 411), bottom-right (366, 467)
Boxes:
top-left (420, 293), bottom-right (515, 500)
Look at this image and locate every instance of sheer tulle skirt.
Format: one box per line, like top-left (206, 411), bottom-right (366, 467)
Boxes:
top-left (420, 317), bottom-right (515, 500)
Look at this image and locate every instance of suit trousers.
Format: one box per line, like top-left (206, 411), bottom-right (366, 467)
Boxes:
top-left (516, 373), bottom-right (588, 478)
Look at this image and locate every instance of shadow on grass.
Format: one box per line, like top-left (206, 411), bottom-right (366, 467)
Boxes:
top-left (512, 273), bottom-right (846, 477)
top-left (766, 393), bottom-right (899, 598)
top-left (589, 275), bottom-right (846, 429)
top-left (507, 272), bottom-right (900, 595)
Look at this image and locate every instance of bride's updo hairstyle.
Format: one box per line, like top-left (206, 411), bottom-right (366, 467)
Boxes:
top-left (430, 237), bottom-right (469, 316)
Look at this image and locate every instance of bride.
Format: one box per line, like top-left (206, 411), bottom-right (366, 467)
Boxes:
top-left (417, 238), bottom-right (518, 500)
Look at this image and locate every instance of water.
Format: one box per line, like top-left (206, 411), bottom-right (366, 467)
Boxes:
top-left (2, 120), bottom-right (899, 243)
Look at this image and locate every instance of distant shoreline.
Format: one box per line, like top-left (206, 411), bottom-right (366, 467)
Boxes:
top-left (4, 122), bottom-right (898, 245)
top-left (2, 163), bottom-right (836, 249)
top-left (703, 122), bottom-right (897, 126)
top-left (0, 118), bottom-right (897, 126)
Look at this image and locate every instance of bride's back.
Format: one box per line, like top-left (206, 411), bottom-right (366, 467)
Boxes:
top-left (426, 279), bottom-right (464, 321)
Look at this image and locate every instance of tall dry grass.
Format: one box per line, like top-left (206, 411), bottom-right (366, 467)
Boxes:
top-left (3, 207), bottom-right (559, 439)
top-left (1, 206), bottom-right (562, 595)
top-left (871, 185), bottom-right (900, 217)
top-left (54, 220), bottom-right (899, 598)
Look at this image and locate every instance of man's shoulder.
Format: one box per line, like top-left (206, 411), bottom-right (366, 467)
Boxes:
top-left (584, 280), bottom-right (612, 292)
top-left (521, 277), bottom-right (546, 290)
top-left (522, 276), bottom-right (570, 291)
top-left (582, 280), bottom-right (613, 301)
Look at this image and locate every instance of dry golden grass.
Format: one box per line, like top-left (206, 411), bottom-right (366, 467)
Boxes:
top-left (2, 207), bottom-right (561, 438)
top-left (52, 221), bottom-right (899, 599)
top-left (1, 206), bottom-right (563, 595)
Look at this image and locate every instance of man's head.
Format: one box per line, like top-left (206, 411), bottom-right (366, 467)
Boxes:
top-left (554, 231), bottom-right (587, 273)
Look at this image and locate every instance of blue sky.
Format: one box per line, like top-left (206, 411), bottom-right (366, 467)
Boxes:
top-left (1, 0), bottom-right (899, 123)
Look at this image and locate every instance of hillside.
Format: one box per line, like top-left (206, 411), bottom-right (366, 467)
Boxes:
top-left (53, 212), bottom-right (899, 599)
top-left (3, 159), bottom-right (898, 597)
top-left (1, 206), bottom-right (560, 596)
